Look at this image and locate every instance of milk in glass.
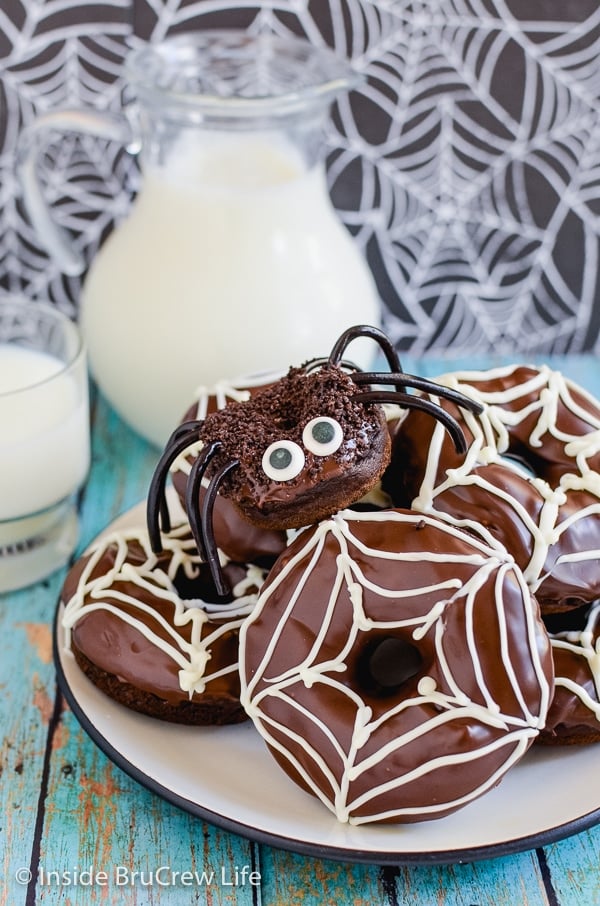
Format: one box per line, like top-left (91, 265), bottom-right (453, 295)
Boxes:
top-left (0, 344), bottom-right (90, 523)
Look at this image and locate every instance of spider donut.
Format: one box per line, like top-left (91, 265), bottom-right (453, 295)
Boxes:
top-left (239, 509), bottom-right (553, 825)
top-left (147, 326), bottom-right (483, 594)
top-left (383, 364), bottom-right (600, 613)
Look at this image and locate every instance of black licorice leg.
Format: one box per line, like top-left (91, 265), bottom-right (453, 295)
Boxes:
top-left (352, 371), bottom-right (484, 416)
top-left (352, 390), bottom-right (470, 454)
top-left (199, 459), bottom-right (240, 597)
top-left (146, 419), bottom-right (205, 552)
top-left (303, 356), bottom-right (360, 375)
top-left (185, 441), bottom-right (223, 562)
top-left (328, 325), bottom-right (403, 378)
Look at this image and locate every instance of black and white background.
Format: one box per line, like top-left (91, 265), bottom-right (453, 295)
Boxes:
top-left (1, 1), bottom-right (600, 356)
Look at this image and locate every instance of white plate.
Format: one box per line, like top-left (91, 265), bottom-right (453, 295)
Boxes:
top-left (54, 500), bottom-right (600, 865)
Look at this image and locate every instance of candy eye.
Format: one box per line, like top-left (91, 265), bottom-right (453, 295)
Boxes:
top-left (302, 417), bottom-right (344, 456)
top-left (262, 440), bottom-right (305, 482)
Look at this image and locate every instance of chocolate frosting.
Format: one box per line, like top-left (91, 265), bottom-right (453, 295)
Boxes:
top-left (541, 602), bottom-right (600, 743)
top-left (383, 365), bottom-right (600, 611)
top-left (61, 525), bottom-right (265, 709)
top-left (240, 509), bottom-right (553, 825)
top-left (171, 471), bottom-right (288, 564)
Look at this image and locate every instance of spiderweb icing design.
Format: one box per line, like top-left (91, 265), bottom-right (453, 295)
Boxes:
top-left (240, 509), bottom-right (551, 824)
top-left (548, 601), bottom-right (600, 726)
top-left (407, 364), bottom-right (600, 597)
top-left (62, 524), bottom-right (265, 696)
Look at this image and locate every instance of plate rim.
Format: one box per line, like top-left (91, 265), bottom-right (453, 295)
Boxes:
top-left (53, 600), bottom-right (600, 867)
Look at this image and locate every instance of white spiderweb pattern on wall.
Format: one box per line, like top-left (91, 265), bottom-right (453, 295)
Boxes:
top-left (1, 0), bottom-right (600, 355)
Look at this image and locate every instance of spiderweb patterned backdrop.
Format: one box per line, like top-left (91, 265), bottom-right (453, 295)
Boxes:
top-left (1, 0), bottom-right (600, 357)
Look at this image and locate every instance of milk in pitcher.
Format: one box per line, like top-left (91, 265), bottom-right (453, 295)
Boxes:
top-left (81, 132), bottom-right (379, 445)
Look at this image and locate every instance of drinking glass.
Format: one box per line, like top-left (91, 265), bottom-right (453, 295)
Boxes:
top-left (0, 297), bottom-right (90, 593)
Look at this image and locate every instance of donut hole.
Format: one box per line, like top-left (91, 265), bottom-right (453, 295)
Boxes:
top-left (357, 636), bottom-right (423, 697)
top-left (173, 563), bottom-right (256, 605)
top-left (502, 453), bottom-right (536, 479)
top-left (542, 602), bottom-right (590, 633)
top-left (173, 568), bottom-right (224, 604)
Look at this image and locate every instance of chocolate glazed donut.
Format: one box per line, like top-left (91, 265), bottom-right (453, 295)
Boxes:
top-left (541, 602), bottom-right (600, 745)
top-left (383, 365), bottom-right (600, 613)
top-left (61, 524), bottom-right (267, 725)
top-left (239, 509), bottom-right (553, 825)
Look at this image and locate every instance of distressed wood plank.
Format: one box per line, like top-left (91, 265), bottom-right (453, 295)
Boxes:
top-left (258, 847), bottom-right (552, 906)
top-left (391, 855), bottom-right (551, 906)
top-left (38, 706), bottom-right (258, 905)
top-left (404, 353), bottom-right (600, 385)
top-left (257, 849), bottom-right (397, 905)
top-left (0, 389), bottom-right (160, 906)
top-left (0, 574), bottom-right (64, 906)
top-left (542, 829), bottom-right (600, 906)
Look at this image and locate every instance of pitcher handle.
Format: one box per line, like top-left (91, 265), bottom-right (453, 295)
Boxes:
top-left (16, 109), bottom-right (136, 276)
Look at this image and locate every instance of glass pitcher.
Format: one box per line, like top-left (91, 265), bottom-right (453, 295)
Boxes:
top-left (17, 31), bottom-right (380, 447)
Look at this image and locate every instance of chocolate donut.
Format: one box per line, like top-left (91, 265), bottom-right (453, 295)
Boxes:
top-left (239, 509), bottom-right (553, 825)
top-left (540, 602), bottom-right (600, 745)
top-left (383, 365), bottom-right (600, 612)
top-left (61, 524), bottom-right (266, 724)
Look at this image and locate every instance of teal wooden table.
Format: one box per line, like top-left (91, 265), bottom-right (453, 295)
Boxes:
top-left (2, 355), bottom-right (600, 906)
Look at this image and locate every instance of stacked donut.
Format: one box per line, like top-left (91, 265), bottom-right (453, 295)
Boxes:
top-left (382, 363), bottom-right (600, 747)
top-left (239, 508), bottom-right (553, 824)
top-left (542, 603), bottom-right (600, 745)
top-left (60, 522), bottom-right (270, 725)
top-left (60, 345), bottom-right (600, 826)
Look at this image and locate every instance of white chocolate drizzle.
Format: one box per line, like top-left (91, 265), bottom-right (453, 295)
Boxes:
top-left (62, 523), bottom-right (265, 697)
top-left (548, 601), bottom-right (600, 723)
top-left (239, 509), bottom-right (551, 825)
top-left (409, 364), bottom-right (600, 593)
